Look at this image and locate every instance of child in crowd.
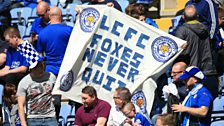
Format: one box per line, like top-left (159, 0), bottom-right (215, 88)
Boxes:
top-left (156, 113), bottom-right (176, 126)
top-left (122, 102), bottom-right (151, 126)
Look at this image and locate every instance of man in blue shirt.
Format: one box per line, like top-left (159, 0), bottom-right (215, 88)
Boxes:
top-left (172, 66), bottom-right (213, 126)
top-left (30, 1), bottom-right (50, 48)
top-left (37, 6), bottom-right (73, 76)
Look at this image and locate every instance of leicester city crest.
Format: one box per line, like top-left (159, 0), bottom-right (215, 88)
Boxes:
top-left (60, 70), bottom-right (74, 92)
top-left (80, 7), bottom-right (100, 32)
top-left (151, 36), bottom-right (178, 62)
top-left (131, 91), bottom-right (147, 114)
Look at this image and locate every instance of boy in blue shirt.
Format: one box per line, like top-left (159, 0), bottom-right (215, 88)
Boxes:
top-left (122, 102), bottom-right (151, 126)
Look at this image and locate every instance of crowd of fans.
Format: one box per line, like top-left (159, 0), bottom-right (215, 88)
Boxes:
top-left (0, 0), bottom-right (224, 126)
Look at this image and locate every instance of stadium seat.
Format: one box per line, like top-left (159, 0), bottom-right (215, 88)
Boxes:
top-left (58, 116), bottom-right (65, 126)
top-left (213, 96), bottom-right (224, 112)
top-left (28, 8), bottom-right (38, 25)
top-left (23, 24), bottom-right (32, 39)
top-left (67, 3), bottom-right (78, 22)
top-left (116, 0), bottom-right (129, 12)
top-left (211, 120), bottom-right (224, 126)
top-left (17, 24), bottom-right (26, 38)
top-left (65, 21), bottom-right (74, 27)
top-left (50, 0), bottom-right (59, 6)
top-left (65, 115), bottom-right (75, 126)
top-left (10, 7), bottom-right (32, 26)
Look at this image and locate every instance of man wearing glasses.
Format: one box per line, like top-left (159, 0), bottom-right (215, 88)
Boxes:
top-left (107, 87), bottom-right (143, 126)
top-left (29, 1), bottom-right (50, 48)
top-left (168, 61), bottom-right (188, 102)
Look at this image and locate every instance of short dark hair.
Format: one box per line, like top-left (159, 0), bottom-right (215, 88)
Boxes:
top-left (184, 4), bottom-right (198, 21)
top-left (82, 86), bottom-right (97, 98)
top-left (125, 3), bottom-right (145, 19)
top-left (115, 87), bottom-right (132, 103)
top-left (157, 113), bottom-right (177, 126)
top-left (3, 27), bottom-right (20, 39)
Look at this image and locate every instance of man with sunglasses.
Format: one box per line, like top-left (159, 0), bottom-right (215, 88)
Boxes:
top-left (29, 1), bottom-right (50, 48)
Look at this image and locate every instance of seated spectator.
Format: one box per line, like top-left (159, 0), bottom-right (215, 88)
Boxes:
top-left (107, 87), bottom-right (142, 126)
top-left (0, 27), bottom-right (29, 85)
top-left (75, 86), bottom-right (111, 126)
top-left (0, 38), bottom-right (8, 69)
top-left (122, 102), bottom-right (151, 126)
top-left (2, 83), bottom-right (20, 126)
top-left (0, 25), bottom-right (9, 69)
top-left (156, 113), bottom-right (176, 126)
top-left (125, 3), bottom-right (158, 28)
top-left (17, 40), bottom-right (58, 126)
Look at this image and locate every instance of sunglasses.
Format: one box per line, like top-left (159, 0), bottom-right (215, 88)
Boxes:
top-left (37, 9), bottom-right (48, 17)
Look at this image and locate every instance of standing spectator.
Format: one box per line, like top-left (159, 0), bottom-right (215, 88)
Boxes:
top-left (175, 4), bottom-right (219, 98)
top-left (37, 6), bottom-right (72, 76)
top-left (107, 87), bottom-right (142, 126)
top-left (125, 3), bottom-right (158, 28)
top-left (185, 0), bottom-right (219, 40)
top-left (89, 0), bottom-right (122, 12)
top-left (37, 6), bottom-right (73, 120)
top-left (151, 61), bottom-right (188, 125)
top-left (29, 1), bottom-right (51, 47)
top-left (17, 40), bottom-right (58, 126)
top-left (167, 61), bottom-right (188, 102)
top-left (74, 86), bottom-right (111, 126)
top-left (172, 66), bottom-right (213, 126)
top-left (156, 113), bottom-right (176, 126)
top-left (122, 102), bottom-right (151, 126)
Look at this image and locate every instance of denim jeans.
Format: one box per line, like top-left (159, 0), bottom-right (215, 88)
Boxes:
top-left (27, 117), bottom-right (58, 126)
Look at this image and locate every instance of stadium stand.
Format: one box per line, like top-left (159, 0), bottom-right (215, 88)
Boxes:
top-left (10, 7), bottom-right (32, 26)
top-left (116, 0), bottom-right (129, 12)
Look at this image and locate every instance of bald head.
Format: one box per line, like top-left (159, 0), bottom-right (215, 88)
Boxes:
top-left (49, 6), bottom-right (62, 24)
top-left (50, 6), bottom-right (62, 16)
top-left (171, 62), bottom-right (187, 81)
top-left (37, 1), bottom-right (49, 11)
top-left (36, 1), bottom-right (50, 23)
top-left (184, 4), bottom-right (198, 21)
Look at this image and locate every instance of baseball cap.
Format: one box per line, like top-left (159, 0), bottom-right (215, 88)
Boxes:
top-left (17, 40), bottom-right (44, 69)
top-left (178, 66), bottom-right (206, 80)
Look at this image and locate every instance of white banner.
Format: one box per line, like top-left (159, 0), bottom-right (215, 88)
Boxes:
top-left (53, 5), bottom-right (186, 115)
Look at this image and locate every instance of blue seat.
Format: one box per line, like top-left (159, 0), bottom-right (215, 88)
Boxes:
top-left (211, 120), bottom-right (224, 126)
top-left (65, 21), bottom-right (74, 27)
top-left (67, 3), bottom-right (78, 22)
top-left (50, 0), bottom-right (59, 6)
top-left (65, 115), bottom-right (75, 126)
top-left (17, 24), bottom-right (26, 38)
top-left (116, 0), bottom-right (129, 12)
top-left (10, 7), bottom-right (32, 25)
top-left (28, 7), bottom-right (39, 25)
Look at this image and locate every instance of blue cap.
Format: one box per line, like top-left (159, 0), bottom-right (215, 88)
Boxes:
top-left (178, 66), bottom-right (206, 80)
